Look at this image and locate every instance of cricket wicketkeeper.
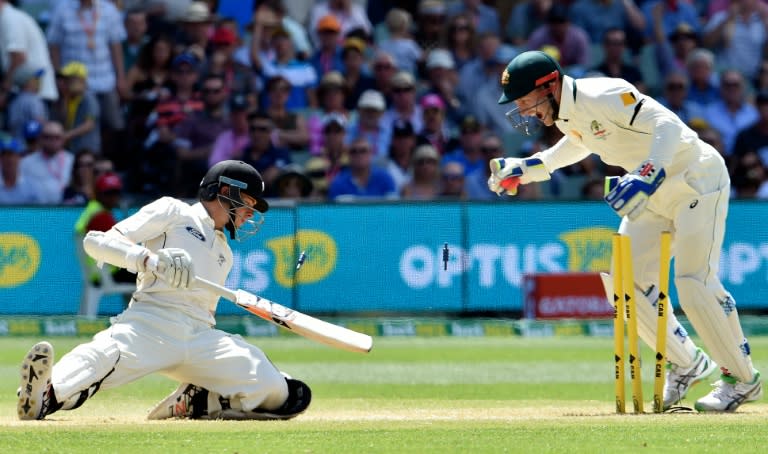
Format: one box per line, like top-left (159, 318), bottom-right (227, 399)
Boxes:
top-left (18, 160), bottom-right (311, 421)
top-left (488, 50), bottom-right (761, 412)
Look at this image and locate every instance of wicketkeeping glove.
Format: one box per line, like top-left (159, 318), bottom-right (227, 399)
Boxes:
top-left (604, 160), bottom-right (666, 220)
top-left (155, 248), bottom-right (195, 289)
top-left (487, 157), bottom-right (550, 196)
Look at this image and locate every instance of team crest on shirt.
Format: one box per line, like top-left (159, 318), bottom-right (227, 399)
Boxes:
top-left (186, 226), bottom-right (206, 242)
top-left (217, 254), bottom-right (226, 266)
top-left (590, 120), bottom-right (610, 140)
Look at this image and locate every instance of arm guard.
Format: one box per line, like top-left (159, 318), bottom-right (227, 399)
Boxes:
top-left (82, 230), bottom-right (153, 274)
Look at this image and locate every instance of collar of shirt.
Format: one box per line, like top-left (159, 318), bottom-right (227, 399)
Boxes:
top-left (556, 75), bottom-right (577, 124)
top-left (191, 201), bottom-right (217, 231)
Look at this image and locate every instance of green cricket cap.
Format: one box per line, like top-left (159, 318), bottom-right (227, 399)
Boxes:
top-left (498, 50), bottom-right (563, 104)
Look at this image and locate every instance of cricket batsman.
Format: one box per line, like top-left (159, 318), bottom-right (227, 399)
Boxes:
top-left (488, 50), bottom-right (761, 412)
top-left (18, 160), bottom-right (311, 420)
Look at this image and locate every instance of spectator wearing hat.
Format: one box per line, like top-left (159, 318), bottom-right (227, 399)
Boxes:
top-left (423, 48), bottom-right (463, 127)
top-left (415, 0), bottom-right (447, 50)
top-left (257, 0), bottom-right (312, 60)
top-left (341, 37), bottom-right (376, 110)
top-left (381, 70), bottom-right (423, 144)
top-left (401, 143), bottom-right (441, 200)
top-left (442, 115), bottom-right (484, 175)
top-left (7, 65), bottom-right (48, 140)
top-left (51, 61), bottom-right (101, 155)
top-left (19, 120), bottom-right (74, 204)
top-left (47, 0), bottom-right (127, 137)
top-left (447, 0), bottom-right (501, 35)
top-left (653, 15), bottom-right (700, 79)
top-left (204, 26), bottom-right (257, 98)
top-left (272, 163), bottom-right (313, 199)
top-left (174, 1), bottom-right (214, 58)
top-left (258, 24), bottom-right (318, 112)
top-left (641, 0), bottom-right (701, 41)
top-left (319, 112), bottom-right (349, 182)
top-left (135, 99), bottom-right (187, 199)
top-left (416, 93), bottom-right (452, 156)
top-left (74, 171), bottom-right (135, 284)
top-left (345, 89), bottom-right (388, 161)
top-left (308, 71), bottom-right (349, 155)
top-left (328, 137), bottom-right (397, 200)
top-left (384, 118), bottom-right (417, 193)
top-left (308, 0), bottom-right (373, 48)
top-left (208, 94), bottom-right (252, 166)
top-left (0, 0), bottom-right (58, 102)
top-left (263, 75), bottom-right (310, 151)
top-left (167, 52), bottom-right (204, 115)
top-left (526, 3), bottom-right (591, 70)
top-left (304, 156), bottom-right (331, 199)
top-left (22, 119), bottom-right (43, 152)
top-left (378, 8), bottom-right (423, 75)
top-left (592, 28), bottom-right (645, 93)
top-left (242, 110), bottom-right (292, 188)
top-left (0, 136), bottom-right (40, 204)
top-left (310, 14), bottom-right (345, 78)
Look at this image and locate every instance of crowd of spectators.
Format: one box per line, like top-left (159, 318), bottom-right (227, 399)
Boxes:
top-left (2, 0), bottom-right (768, 206)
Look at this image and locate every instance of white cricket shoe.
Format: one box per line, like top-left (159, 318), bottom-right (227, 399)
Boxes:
top-left (695, 372), bottom-right (763, 412)
top-left (17, 341), bottom-right (55, 420)
top-left (663, 348), bottom-right (718, 410)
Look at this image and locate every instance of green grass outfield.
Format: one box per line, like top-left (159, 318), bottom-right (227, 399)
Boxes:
top-left (1, 335), bottom-right (767, 453)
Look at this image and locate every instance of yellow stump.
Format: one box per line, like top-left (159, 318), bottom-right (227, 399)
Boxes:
top-left (620, 235), bottom-right (644, 414)
top-left (612, 234), bottom-right (626, 414)
top-left (653, 231), bottom-right (672, 413)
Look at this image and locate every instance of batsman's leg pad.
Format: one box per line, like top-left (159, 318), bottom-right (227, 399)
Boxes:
top-left (51, 336), bottom-right (120, 410)
top-left (601, 272), bottom-right (697, 367)
top-left (675, 276), bottom-right (756, 382)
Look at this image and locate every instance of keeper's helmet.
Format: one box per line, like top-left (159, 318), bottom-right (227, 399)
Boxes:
top-left (199, 160), bottom-right (269, 240)
top-left (498, 50), bottom-right (563, 105)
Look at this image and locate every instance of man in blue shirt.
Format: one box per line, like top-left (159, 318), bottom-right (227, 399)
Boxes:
top-left (328, 137), bottom-right (397, 200)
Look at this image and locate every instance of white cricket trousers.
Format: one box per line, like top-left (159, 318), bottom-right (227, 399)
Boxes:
top-left (55, 303), bottom-right (288, 412)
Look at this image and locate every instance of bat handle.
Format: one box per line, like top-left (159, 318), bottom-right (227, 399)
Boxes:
top-left (195, 276), bottom-right (238, 302)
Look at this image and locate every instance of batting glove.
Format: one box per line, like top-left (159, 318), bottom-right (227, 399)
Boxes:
top-left (155, 248), bottom-right (195, 289)
top-left (604, 160), bottom-right (666, 220)
top-left (487, 157), bottom-right (550, 196)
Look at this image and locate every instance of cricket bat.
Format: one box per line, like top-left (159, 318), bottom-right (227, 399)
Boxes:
top-left (195, 277), bottom-right (373, 354)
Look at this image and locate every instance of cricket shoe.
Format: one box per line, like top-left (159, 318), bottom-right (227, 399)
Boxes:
top-left (147, 383), bottom-right (210, 420)
top-left (695, 371), bottom-right (763, 412)
top-left (17, 341), bottom-right (55, 420)
top-left (663, 348), bottom-right (718, 410)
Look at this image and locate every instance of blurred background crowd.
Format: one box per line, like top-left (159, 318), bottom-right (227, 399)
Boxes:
top-left (2, 0), bottom-right (768, 206)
